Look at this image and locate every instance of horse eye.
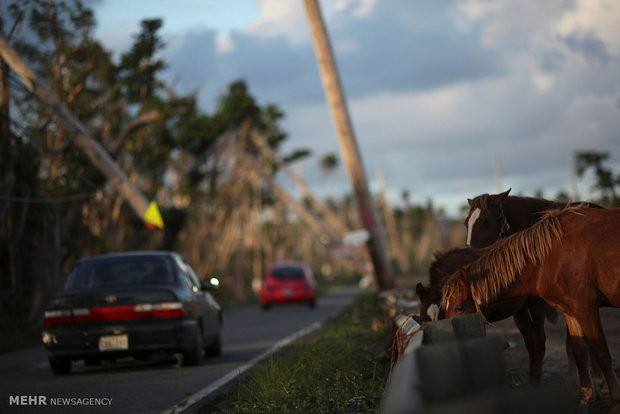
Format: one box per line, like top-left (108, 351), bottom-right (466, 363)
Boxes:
top-left (455, 304), bottom-right (465, 313)
top-left (482, 218), bottom-right (491, 225)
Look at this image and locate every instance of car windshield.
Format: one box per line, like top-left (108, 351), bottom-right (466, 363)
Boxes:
top-left (271, 266), bottom-right (305, 280)
top-left (65, 256), bottom-right (176, 290)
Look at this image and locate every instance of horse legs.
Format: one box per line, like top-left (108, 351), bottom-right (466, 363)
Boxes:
top-left (513, 298), bottom-right (546, 386)
top-left (565, 325), bottom-right (578, 391)
top-left (564, 313), bottom-right (595, 405)
top-left (577, 311), bottom-right (620, 409)
top-left (566, 324), bottom-right (605, 393)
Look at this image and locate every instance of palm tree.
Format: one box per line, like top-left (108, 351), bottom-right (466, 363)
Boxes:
top-left (319, 153), bottom-right (339, 176)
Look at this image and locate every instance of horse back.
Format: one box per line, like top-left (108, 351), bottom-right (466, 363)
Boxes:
top-left (504, 196), bottom-right (605, 232)
top-left (558, 207), bottom-right (620, 306)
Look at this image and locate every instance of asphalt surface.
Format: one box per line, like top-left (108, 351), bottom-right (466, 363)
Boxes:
top-left (0, 287), bottom-right (360, 414)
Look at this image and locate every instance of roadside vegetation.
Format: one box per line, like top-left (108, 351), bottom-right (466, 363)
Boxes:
top-left (210, 291), bottom-right (393, 414)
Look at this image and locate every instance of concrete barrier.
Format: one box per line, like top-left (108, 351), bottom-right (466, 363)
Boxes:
top-left (380, 309), bottom-right (575, 414)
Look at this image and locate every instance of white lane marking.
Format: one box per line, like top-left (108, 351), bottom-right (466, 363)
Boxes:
top-left (466, 208), bottom-right (481, 246)
top-left (426, 304), bottom-right (440, 321)
top-left (162, 321), bottom-right (323, 414)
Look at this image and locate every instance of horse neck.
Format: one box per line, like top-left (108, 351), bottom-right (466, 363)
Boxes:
top-left (433, 248), bottom-right (487, 287)
top-left (496, 262), bottom-right (541, 298)
top-left (440, 248), bottom-right (485, 272)
top-left (503, 197), bottom-right (563, 232)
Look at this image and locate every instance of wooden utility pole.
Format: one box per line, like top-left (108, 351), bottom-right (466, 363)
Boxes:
top-left (494, 156), bottom-right (503, 193)
top-left (303, 0), bottom-right (394, 290)
top-left (0, 34), bottom-right (163, 229)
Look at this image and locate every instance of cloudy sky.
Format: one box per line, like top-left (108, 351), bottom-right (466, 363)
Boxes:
top-left (90, 0), bottom-right (620, 217)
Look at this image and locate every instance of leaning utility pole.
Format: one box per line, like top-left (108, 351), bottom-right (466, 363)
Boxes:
top-left (303, 0), bottom-right (394, 290)
top-left (0, 34), bottom-right (163, 229)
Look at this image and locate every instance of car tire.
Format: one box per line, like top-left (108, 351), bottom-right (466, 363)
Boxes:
top-left (308, 300), bottom-right (316, 308)
top-left (183, 328), bottom-right (204, 366)
top-left (261, 302), bottom-right (271, 311)
top-left (49, 356), bottom-right (71, 375)
top-left (205, 333), bottom-right (222, 357)
top-left (84, 356), bottom-right (101, 366)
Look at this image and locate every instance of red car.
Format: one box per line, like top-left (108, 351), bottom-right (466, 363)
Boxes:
top-left (259, 262), bottom-right (316, 309)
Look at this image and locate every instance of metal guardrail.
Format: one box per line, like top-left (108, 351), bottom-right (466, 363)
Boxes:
top-left (380, 296), bottom-right (577, 414)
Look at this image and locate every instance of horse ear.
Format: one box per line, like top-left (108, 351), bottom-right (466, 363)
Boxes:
top-left (491, 188), bottom-right (511, 205)
top-left (415, 282), bottom-right (426, 299)
top-left (467, 198), bottom-right (473, 207)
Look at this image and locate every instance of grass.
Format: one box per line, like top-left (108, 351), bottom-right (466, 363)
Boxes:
top-left (211, 291), bottom-right (393, 414)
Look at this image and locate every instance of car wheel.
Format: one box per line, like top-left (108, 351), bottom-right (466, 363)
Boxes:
top-left (183, 328), bottom-right (204, 366)
top-left (205, 333), bottom-right (222, 357)
top-left (308, 300), bottom-right (316, 308)
top-left (84, 356), bottom-right (101, 366)
top-left (261, 302), bottom-right (271, 311)
top-left (49, 356), bottom-right (71, 375)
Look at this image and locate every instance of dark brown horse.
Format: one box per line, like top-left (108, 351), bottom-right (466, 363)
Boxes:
top-left (464, 188), bottom-right (602, 247)
top-left (441, 206), bottom-right (620, 407)
top-left (464, 188), bottom-right (604, 388)
top-left (416, 247), bottom-right (555, 385)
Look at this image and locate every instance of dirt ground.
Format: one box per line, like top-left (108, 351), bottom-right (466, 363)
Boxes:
top-left (486, 308), bottom-right (620, 413)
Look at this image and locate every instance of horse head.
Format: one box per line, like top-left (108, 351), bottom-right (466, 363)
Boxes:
top-left (416, 282), bottom-right (443, 321)
top-left (441, 267), bottom-right (479, 319)
top-left (465, 188), bottom-right (511, 248)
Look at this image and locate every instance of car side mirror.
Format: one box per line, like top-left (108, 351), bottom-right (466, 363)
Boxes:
top-left (203, 277), bottom-right (220, 291)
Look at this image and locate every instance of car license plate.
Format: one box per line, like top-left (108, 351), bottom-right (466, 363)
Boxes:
top-left (282, 289), bottom-right (293, 297)
top-left (98, 335), bottom-right (128, 351)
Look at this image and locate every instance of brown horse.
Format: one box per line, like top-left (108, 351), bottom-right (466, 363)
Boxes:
top-left (464, 188), bottom-right (604, 387)
top-left (416, 247), bottom-right (555, 385)
top-left (441, 205), bottom-right (620, 407)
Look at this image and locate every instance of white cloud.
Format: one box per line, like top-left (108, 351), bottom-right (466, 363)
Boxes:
top-left (353, 0), bottom-right (379, 18)
top-left (244, 0), bottom-right (379, 47)
top-left (215, 32), bottom-right (235, 54)
top-left (334, 0), bottom-right (379, 18)
top-left (245, 0), bottom-right (308, 45)
top-left (555, 0), bottom-right (620, 55)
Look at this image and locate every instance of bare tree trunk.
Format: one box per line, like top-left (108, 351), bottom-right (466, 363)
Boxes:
top-left (110, 111), bottom-right (163, 157)
top-left (249, 130), bottom-right (348, 237)
top-left (376, 168), bottom-right (409, 273)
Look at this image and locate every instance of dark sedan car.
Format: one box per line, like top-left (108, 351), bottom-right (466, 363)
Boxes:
top-left (42, 251), bottom-right (222, 375)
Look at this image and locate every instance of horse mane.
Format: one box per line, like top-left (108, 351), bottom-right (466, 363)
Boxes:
top-left (441, 204), bottom-right (585, 308)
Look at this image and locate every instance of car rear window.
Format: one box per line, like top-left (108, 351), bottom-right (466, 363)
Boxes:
top-left (65, 257), bottom-right (177, 290)
top-left (271, 266), bottom-right (305, 280)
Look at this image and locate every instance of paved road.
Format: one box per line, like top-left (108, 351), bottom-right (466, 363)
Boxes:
top-left (0, 287), bottom-right (360, 414)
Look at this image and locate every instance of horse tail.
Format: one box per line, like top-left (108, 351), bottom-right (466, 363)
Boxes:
top-left (544, 303), bottom-right (559, 324)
